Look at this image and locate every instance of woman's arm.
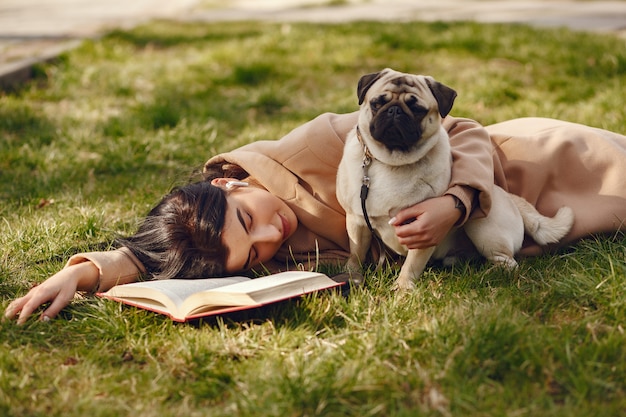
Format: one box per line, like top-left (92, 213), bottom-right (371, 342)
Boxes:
top-left (389, 116), bottom-right (494, 248)
top-left (443, 116), bottom-right (495, 220)
top-left (4, 262), bottom-right (100, 324)
top-left (4, 248), bottom-right (143, 324)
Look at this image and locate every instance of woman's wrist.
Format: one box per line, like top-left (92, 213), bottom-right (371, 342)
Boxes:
top-left (71, 262), bottom-right (101, 293)
top-left (445, 185), bottom-right (477, 226)
top-left (451, 195), bottom-right (466, 223)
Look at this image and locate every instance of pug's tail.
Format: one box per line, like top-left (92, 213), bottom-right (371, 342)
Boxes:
top-left (509, 194), bottom-right (575, 245)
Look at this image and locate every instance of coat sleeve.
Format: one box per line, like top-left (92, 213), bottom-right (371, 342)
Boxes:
top-left (65, 247), bottom-right (145, 292)
top-left (442, 116), bottom-right (495, 224)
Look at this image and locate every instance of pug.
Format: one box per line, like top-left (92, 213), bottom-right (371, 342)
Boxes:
top-left (336, 68), bottom-right (574, 290)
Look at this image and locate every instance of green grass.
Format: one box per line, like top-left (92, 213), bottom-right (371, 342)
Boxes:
top-left (1, 19), bottom-right (626, 416)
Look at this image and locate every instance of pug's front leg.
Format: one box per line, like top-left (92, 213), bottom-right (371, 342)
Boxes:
top-left (344, 213), bottom-right (372, 285)
top-left (394, 246), bottom-right (436, 290)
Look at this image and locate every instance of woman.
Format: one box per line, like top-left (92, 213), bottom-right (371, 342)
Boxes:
top-left (5, 112), bottom-right (626, 324)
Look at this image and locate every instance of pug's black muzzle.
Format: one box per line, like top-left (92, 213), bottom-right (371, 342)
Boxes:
top-left (369, 104), bottom-right (424, 152)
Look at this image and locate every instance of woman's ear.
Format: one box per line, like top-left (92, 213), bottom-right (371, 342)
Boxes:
top-left (211, 178), bottom-right (249, 190)
top-left (210, 178), bottom-right (232, 188)
top-left (211, 177), bottom-right (241, 188)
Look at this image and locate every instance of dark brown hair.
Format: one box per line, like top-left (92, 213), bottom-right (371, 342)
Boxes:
top-left (117, 181), bottom-right (229, 279)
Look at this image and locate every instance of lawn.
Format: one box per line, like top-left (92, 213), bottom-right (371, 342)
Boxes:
top-left (1, 19), bottom-right (625, 416)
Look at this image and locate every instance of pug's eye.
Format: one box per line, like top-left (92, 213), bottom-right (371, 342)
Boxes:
top-left (406, 97), bottom-right (428, 114)
top-left (370, 96), bottom-right (387, 111)
top-left (411, 104), bottom-right (429, 115)
top-left (406, 95), bottom-right (417, 106)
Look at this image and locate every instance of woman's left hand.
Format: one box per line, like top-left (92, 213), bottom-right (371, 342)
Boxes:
top-left (3, 261), bottom-right (99, 325)
top-left (389, 195), bottom-right (461, 249)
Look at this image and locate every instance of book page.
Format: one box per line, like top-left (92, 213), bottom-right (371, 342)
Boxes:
top-left (106, 276), bottom-right (250, 308)
top-left (181, 271), bottom-right (338, 315)
top-left (208, 271), bottom-right (323, 295)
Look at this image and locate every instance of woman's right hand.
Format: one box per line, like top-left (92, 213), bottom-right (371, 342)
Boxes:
top-left (389, 195), bottom-right (461, 249)
top-left (3, 261), bottom-right (99, 325)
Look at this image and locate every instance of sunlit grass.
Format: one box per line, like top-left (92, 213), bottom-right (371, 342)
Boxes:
top-left (1, 20), bottom-right (625, 416)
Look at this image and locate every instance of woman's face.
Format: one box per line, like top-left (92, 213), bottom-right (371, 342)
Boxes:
top-left (212, 178), bottom-right (298, 273)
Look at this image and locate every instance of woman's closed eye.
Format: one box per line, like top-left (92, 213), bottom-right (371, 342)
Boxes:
top-left (237, 208), bottom-right (257, 269)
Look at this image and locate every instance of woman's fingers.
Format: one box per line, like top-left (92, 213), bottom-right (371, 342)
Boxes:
top-left (4, 296), bottom-right (26, 321)
top-left (40, 289), bottom-right (76, 322)
top-left (5, 283), bottom-right (70, 325)
top-left (14, 287), bottom-right (60, 324)
top-left (4, 294), bottom-right (40, 325)
top-left (391, 195), bottom-right (459, 249)
top-left (4, 262), bottom-right (97, 325)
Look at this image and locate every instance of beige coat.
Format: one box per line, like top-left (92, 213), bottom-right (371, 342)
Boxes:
top-left (67, 112), bottom-right (626, 286)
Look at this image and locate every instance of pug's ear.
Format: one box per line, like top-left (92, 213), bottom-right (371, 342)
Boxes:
top-left (357, 71), bottom-right (383, 105)
top-left (425, 77), bottom-right (457, 117)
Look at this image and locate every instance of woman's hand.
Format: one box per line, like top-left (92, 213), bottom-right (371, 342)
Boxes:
top-left (389, 195), bottom-right (461, 249)
top-left (4, 261), bottom-right (99, 325)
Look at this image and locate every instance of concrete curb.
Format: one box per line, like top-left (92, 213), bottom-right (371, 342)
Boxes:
top-left (0, 40), bottom-right (81, 91)
top-left (0, 0), bottom-right (199, 91)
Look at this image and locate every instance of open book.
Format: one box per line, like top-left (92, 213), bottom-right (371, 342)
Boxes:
top-left (98, 270), bottom-right (342, 322)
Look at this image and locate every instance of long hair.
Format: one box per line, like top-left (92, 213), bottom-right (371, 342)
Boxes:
top-left (116, 181), bottom-right (229, 279)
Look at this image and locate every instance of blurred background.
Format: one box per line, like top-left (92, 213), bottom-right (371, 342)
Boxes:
top-left (1, 0), bottom-right (625, 89)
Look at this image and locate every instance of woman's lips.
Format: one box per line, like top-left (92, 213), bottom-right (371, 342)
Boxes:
top-left (280, 213), bottom-right (290, 240)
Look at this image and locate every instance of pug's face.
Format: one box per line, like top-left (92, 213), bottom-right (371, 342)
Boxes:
top-left (356, 68), bottom-right (457, 160)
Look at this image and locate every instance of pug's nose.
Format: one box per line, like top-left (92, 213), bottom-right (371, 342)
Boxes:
top-left (388, 105), bottom-right (403, 117)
